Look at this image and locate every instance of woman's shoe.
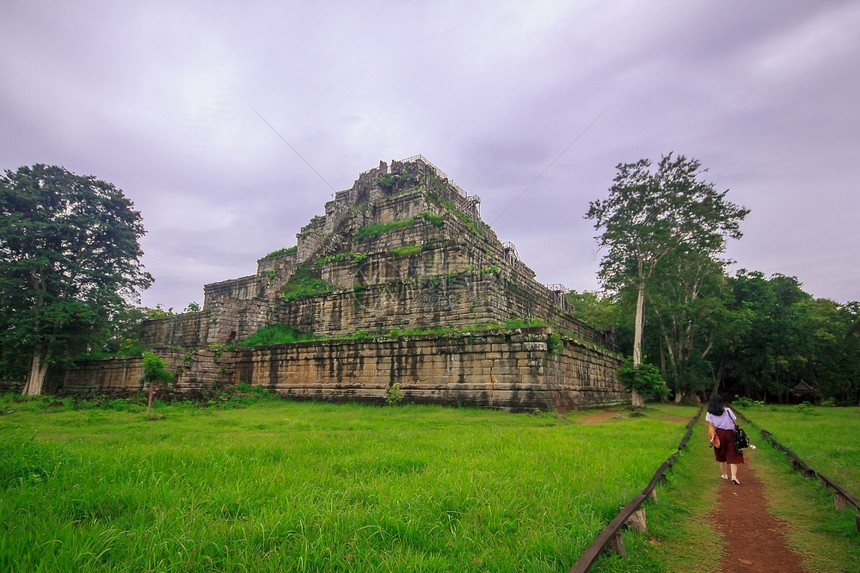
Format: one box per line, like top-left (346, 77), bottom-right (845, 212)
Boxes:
top-left (731, 477), bottom-right (741, 485)
top-left (720, 474), bottom-right (729, 480)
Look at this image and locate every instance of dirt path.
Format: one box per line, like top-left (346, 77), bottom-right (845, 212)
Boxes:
top-left (709, 455), bottom-right (806, 572)
top-left (580, 410), bottom-right (616, 424)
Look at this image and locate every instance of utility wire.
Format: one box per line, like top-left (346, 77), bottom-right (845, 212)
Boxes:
top-left (251, 107), bottom-right (337, 193)
top-left (490, 109), bottom-right (606, 225)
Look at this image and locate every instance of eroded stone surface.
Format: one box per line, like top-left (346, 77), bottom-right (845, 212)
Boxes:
top-left (65, 156), bottom-right (626, 410)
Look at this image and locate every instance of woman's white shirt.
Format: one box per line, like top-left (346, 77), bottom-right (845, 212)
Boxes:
top-left (705, 408), bottom-right (736, 430)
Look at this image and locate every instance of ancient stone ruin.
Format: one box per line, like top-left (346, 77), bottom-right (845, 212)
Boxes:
top-left (64, 156), bottom-right (626, 410)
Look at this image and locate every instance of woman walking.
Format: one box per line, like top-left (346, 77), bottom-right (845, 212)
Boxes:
top-left (706, 393), bottom-right (744, 484)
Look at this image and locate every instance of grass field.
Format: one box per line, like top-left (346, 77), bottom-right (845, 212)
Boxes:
top-left (0, 395), bottom-right (695, 572)
top-left (734, 404), bottom-right (860, 493)
top-left (591, 405), bottom-right (860, 573)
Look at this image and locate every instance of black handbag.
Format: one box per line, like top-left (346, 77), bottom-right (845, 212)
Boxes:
top-left (734, 425), bottom-right (750, 453)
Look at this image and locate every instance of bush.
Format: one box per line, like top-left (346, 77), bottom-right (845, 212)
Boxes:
top-left (795, 401), bottom-right (818, 415)
top-left (548, 332), bottom-right (563, 355)
top-left (734, 395), bottom-right (764, 408)
top-left (617, 358), bottom-right (669, 400)
top-left (386, 383), bottom-right (404, 406)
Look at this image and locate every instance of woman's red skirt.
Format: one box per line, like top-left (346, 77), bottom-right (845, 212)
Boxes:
top-left (714, 427), bottom-right (745, 464)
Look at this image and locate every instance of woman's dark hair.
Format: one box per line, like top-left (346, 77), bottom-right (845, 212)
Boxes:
top-left (708, 393), bottom-right (725, 416)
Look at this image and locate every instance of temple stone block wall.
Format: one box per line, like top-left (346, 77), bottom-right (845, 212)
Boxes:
top-left (65, 156), bottom-right (627, 408)
top-left (63, 348), bottom-right (234, 397)
top-left (233, 328), bottom-right (625, 412)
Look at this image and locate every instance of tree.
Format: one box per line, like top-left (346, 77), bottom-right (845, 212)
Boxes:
top-left (648, 246), bottom-right (727, 401)
top-left (0, 164), bottom-right (152, 394)
top-left (586, 154), bottom-right (748, 407)
top-left (718, 271), bottom-right (811, 402)
top-left (141, 351), bottom-right (173, 417)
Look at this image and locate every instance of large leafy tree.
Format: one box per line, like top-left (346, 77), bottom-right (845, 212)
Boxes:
top-left (648, 246), bottom-right (727, 400)
top-left (718, 271), bottom-right (859, 403)
top-left (801, 298), bottom-right (860, 403)
top-left (0, 164), bottom-right (152, 394)
top-left (586, 153), bottom-right (748, 406)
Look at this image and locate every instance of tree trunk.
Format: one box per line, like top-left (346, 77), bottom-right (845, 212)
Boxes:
top-left (147, 382), bottom-right (155, 418)
top-left (22, 351), bottom-right (49, 396)
top-left (712, 358), bottom-right (726, 396)
top-left (631, 281), bottom-right (646, 408)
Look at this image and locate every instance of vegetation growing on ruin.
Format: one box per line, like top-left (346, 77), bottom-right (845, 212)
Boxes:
top-left (389, 244), bottom-right (421, 256)
top-left (548, 332), bottom-right (564, 355)
top-left (418, 211), bottom-right (444, 228)
top-left (235, 324), bottom-right (319, 347)
top-left (376, 174), bottom-right (396, 190)
top-left (427, 192), bottom-right (489, 241)
top-left (235, 317), bottom-right (555, 349)
top-left (376, 172), bottom-right (417, 192)
top-left (354, 217), bottom-right (415, 242)
top-left (262, 245), bottom-right (297, 259)
top-left (318, 252), bottom-right (368, 266)
top-left (279, 265), bottom-right (331, 301)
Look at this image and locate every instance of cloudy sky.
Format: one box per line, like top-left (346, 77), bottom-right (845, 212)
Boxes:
top-left (2, 0), bottom-right (858, 310)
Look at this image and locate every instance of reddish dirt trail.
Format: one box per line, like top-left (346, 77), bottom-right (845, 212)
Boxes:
top-left (709, 455), bottom-right (806, 572)
top-left (580, 410), bottom-right (616, 424)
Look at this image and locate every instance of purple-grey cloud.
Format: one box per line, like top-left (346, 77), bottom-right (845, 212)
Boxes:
top-left (2, 0), bottom-right (857, 309)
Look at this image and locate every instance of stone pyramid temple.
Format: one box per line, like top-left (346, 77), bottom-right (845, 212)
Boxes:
top-left (65, 156), bottom-right (626, 411)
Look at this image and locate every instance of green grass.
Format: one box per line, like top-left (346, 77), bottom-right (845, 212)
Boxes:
top-left (591, 404), bottom-right (860, 572)
top-left (0, 398), bottom-right (691, 572)
top-left (279, 265), bottom-right (331, 301)
top-left (389, 244), bottom-right (421, 256)
top-left (736, 404), bottom-right (860, 493)
top-left (235, 324), bottom-right (320, 347)
top-left (751, 428), bottom-right (860, 573)
top-left (354, 218), bottom-right (415, 242)
top-left (582, 404), bottom-right (722, 573)
top-left (427, 192), bottom-right (489, 242)
top-left (263, 245), bottom-right (297, 259)
top-left (418, 211), bottom-right (444, 229)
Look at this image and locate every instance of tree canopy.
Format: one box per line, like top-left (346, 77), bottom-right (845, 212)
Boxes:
top-left (586, 153), bottom-right (749, 406)
top-left (573, 270), bottom-right (860, 405)
top-left (0, 164), bottom-right (152, 394)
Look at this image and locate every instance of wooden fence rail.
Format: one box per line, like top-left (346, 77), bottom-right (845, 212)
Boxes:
top-left (568, 407), bottom-right (702, 573)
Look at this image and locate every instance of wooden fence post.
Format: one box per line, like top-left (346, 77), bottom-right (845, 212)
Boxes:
top-left (626, 506), bottom-right (647, 534)
top-left (607, 531), bottom-right (626, 556)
